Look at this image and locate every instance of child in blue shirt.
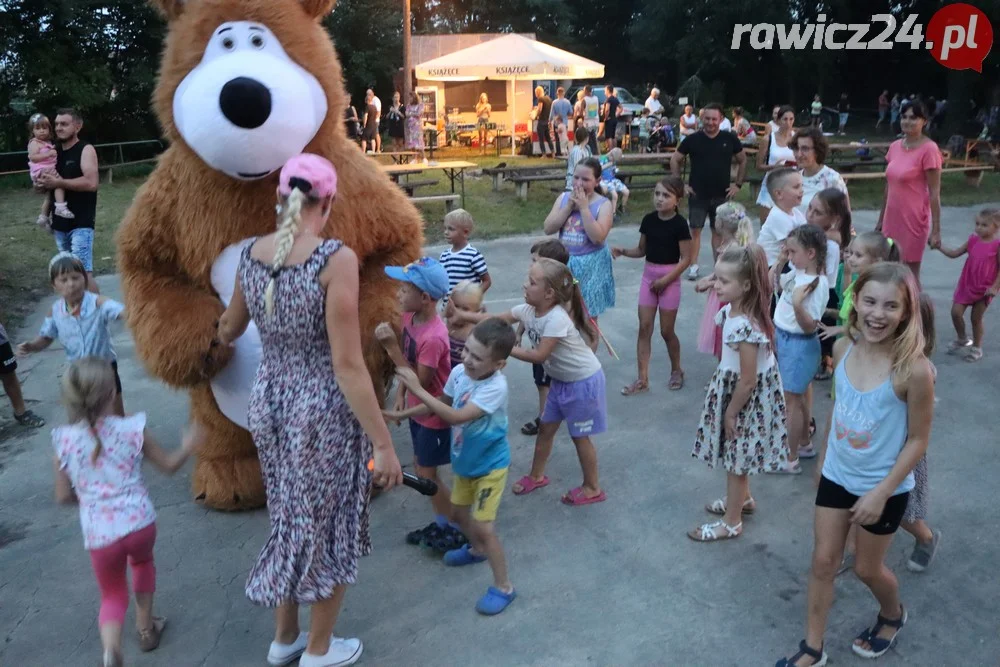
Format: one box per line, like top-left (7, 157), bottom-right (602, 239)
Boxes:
top-left (17, 252), bottom-right (126, 415)
top-left (386, 317), bottom-right (517, 616)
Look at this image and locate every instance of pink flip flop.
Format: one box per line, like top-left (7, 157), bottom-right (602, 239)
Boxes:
top-left (561, 487), bottom-right (607, 506)
top-left (512, 475), bottom-right (550, 496)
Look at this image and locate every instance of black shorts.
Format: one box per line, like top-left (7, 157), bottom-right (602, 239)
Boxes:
top-left (816, 476), bottom-right (909, 535)
top-left (110, 360), bottom-right (123, 395)
top-left (532, 363), bottom-right (551, 387)
top-left (0, 342), bottom-right (16, 376)
top-left (688, 197), bottom-right (728, 231)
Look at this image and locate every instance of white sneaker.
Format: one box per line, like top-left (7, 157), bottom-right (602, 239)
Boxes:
top-left (299, 638), bottom-right (363, 667)
top-left (267, 632), bottom-right (308, 666)
top-left (686, 265), bottom-right (700, 280)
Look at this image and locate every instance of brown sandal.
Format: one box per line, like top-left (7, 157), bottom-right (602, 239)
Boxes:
top-left (668, 370), bottom-right (684, 390)
top-left (138, 616), bottom-right (166, 652)
top-left (620, 380), bottom-right (649, 396)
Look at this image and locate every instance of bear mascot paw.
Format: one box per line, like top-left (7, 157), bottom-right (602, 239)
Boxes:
top-left (117, 0), bottom-right (424, 510)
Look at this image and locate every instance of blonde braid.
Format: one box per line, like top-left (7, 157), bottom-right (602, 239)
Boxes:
top-left (265, 188), bottom-right (306, 318)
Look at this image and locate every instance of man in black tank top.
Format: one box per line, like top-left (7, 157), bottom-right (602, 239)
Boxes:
top-left (36, 108), bottom-right (100, 292)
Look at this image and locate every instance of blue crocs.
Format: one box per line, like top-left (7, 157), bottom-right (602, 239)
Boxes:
top-left (443, 544), bottom-right (487, 567)
top-left (475, 586), bottom-right (516, 615)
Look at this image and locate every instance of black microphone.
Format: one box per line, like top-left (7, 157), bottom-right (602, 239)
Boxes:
top-left (402, 471), bottom-right (438, 496)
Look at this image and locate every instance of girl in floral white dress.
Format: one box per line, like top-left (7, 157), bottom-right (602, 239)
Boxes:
top-left (51, 357), bottom-right (201, 667)
top-left (689, 244), bottom-right (789, 541)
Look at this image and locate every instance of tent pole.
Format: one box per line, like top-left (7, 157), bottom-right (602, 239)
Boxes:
top-left (510, 78), bottom-right (516, 157)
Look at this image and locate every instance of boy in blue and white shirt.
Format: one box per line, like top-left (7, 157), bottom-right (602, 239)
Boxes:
top-left (440, 209), bottom-right (491, 299)
top-left (16, 252), bottom-right (126, 414)
top-left (388, 317), bottom-right (516, 616)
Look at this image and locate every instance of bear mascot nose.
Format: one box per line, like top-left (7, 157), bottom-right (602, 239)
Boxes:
top-left (219, 77), bottom-right (272, 129)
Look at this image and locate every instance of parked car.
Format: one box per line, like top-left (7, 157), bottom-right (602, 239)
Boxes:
top-left (566, 85), bottom-right (645, 122)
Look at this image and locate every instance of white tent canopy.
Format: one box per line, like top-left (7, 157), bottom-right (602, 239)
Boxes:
top-left (415, 33), bottom-right (605, 81)
top-left (415, 34), bottom-right (605, 155)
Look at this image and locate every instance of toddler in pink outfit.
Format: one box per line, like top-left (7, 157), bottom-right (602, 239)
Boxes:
top-left (52, 357), bottom-right (201, 667)
top-left (27, 113), bottom-right (73, 229)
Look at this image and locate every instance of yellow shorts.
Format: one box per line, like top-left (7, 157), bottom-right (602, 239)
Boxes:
top-left (451, 467), bottom-right (508, 522)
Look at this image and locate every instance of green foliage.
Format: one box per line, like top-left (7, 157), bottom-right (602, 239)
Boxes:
top-left (0, 1), bottom-right (164, 151)
top-left (326, 0), bottom-right (403, 103)
top-left (2, 0), bottom-right (996, 153)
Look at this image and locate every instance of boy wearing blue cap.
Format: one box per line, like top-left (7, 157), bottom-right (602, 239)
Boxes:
top-left (377, 257), bottom-right (465, 550)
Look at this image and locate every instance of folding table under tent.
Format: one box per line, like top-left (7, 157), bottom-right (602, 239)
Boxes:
top-left (414, 34), bottom-right (605, 156)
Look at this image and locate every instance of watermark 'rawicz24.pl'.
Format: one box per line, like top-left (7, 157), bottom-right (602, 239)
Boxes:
top-left (731, 3), bottom-right (993, 72)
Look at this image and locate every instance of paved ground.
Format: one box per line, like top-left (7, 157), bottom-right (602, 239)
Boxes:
top-left (2, 205), bottom-right (999, 667)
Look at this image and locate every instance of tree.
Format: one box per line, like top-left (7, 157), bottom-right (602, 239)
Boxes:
top-left (326, 0), bottom-right (403, 103)
top-left (0, 1), bottom-right (164, 151)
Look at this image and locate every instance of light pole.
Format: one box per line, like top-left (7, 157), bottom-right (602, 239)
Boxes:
top-left (402, 0), bottom-right (411, 104)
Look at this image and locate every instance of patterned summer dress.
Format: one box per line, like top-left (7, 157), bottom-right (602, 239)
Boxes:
top-left (240, 239), bottom-right (373, 607)
top-left (692, 305), bottom-right (789, 474)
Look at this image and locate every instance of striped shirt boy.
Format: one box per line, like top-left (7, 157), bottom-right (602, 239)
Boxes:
top-left (439, 245), bottom-right (488, 295)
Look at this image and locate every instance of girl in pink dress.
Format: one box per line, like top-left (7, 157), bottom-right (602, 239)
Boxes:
top-left (695, 202), bottom-right (755, 359)
top-left (876, 101), bottom-right (942, 284)
top-left (51, 358), bottom-right (202, 667)
top-left (937, 208), bottom-right (1000, 362)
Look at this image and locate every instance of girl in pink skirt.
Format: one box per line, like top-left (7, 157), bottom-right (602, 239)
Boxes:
top-left (694, 202), bottom-right (755, 360)
top-left (937, 207), bottom-right (1000, 362)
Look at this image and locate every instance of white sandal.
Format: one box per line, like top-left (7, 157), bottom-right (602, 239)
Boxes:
top-left (688, 520), bottom-right (742, 542)
top-left (705, 497), bottom-right (755, 515)
top-left (947, 338), bottom-right (972, 354)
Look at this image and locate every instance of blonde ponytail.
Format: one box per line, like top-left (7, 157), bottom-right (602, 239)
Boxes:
top-left (60, 358), bottom-right (117, 464)
top-left (715, 201), bottom-right (754, 246)
top-left (265, 187), bottom-right (306, 318)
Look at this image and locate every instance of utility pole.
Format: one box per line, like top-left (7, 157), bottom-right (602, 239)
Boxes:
top-left (403, 0), bottom-right (411, 104)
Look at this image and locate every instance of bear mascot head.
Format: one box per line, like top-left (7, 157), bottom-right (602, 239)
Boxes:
top-left (117, 0), bottom-right (424, 510)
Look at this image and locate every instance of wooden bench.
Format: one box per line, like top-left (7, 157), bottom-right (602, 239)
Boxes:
top-left (411, 193), bottom-right (461, 212)
top-left (509, 173), bottom-right (565, 199)
top-left (842, 163), bottom-right (993, 187)
top-left (397, 178), bottom-right (439, 196)
top-left (482, 165), bottom-right (559, 191)
top-left (614, 169), bottom-right (668, 184)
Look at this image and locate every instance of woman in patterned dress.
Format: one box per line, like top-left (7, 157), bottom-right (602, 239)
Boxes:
top-left (689, 244), bottom-right (789, 542)
top-left (543, 157), bottom-right (615, 320)
top-left (218, 154), bottom-right (402, 667)
top-left (405, 91), bottom-right (426, 162)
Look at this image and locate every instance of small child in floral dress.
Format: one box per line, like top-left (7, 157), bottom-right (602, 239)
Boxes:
top-left (52, 357), bottom-right (201, 667)
top-left (689, 244), bottom-right (789, 541)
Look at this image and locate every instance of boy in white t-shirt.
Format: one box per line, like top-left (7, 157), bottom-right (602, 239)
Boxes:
top-left (386, 318), bottom-right (518, 615)
top-left (758, 167), bottom-right (806, 266)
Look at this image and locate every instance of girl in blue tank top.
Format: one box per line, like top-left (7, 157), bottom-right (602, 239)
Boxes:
top-left (777, 263), bottom-right (935, 667)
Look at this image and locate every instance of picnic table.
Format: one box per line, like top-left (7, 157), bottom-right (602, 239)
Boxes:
top-left (380, 160), bottom-right (477, 209)
top-left (375, 151), bottom-right (418, 164)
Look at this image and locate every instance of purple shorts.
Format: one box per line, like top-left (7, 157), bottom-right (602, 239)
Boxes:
top-left (541, 369), bottom-right (607, 438)
top-left (638, 262), bottom-right (681, 311)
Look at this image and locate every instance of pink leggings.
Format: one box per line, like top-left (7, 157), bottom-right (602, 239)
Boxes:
top-left (88, 523), bottom-right (157, 625)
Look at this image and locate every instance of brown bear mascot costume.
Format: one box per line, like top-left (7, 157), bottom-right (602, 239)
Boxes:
top-left (117, 0), bottom-right (423, 510)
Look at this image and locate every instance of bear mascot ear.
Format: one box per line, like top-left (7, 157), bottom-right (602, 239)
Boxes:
top-left (148, 0), bottom-right (184, 21)
top-left (300, 0), bottom-right (337, 19)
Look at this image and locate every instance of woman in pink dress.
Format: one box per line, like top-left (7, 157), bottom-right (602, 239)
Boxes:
top-left (876, 101), bottom-right (942, 284)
